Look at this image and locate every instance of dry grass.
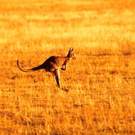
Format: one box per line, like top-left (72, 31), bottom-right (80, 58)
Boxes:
top-left (0, 0), bottom-right (135, 134)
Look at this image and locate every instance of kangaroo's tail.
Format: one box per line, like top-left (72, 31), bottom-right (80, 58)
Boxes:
top-left (30, 64), bottom-right (44, 71)
top-left (17, 60), bottom-right (31, 72)
top-left (17, 60), bottom-right (43, 72)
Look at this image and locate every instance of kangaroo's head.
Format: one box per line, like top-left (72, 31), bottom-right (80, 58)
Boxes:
top-left (67, 48), bottom-right (75, 59)
top-left (61, 48), bottom-right (75, 70)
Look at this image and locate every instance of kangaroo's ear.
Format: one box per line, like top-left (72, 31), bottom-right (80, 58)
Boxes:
top-left (69, 48), bottom-right (73, 51)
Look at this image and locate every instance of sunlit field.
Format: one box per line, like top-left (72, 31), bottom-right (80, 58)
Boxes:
top-left (0, 0), bottom-right (135, 134)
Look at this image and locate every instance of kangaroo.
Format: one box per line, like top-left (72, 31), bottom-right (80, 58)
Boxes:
top-left (17, 48), bottom-right (74, 88)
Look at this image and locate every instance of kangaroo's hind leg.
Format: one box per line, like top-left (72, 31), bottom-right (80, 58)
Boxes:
top-left (53, 69), bottom-right (61, 88)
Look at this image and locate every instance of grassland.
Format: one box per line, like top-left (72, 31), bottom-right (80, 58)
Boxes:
top-left (0, 0), bottom-right (135, 134)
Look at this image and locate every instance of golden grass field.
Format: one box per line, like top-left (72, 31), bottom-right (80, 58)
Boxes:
top-left (0, 0), bottom-right (135, 134)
